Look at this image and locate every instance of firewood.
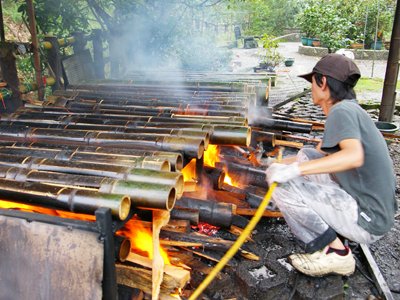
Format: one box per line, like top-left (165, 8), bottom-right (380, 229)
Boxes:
top-left (116, 263), bottom-right (188, 299)
top-left (152, 210), bottom-right (170, 300)
top-left (229, 225), bottom-right (254, 242)
top-left (160, 231), bottom-right (234, 251)
top-left (167, 251), bottom-right (221, 278)
top-left (235, 208), bottom-right (283, 218)
top-left (160, 240), bottom-right (203, 248)
top-left (180, 247), bottom-right (235, 267)
top-left (240, 250), bottom-right (259, 261)
top-left (126, 252), bottom-right (190, 288)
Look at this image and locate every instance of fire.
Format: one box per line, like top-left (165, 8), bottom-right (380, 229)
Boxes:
top-left (203, 145), bottom-right (220, 167)
top-left (222, 168), bottom-right (240, 188)
top-left (224, 172), bottom-right (234, 186)
top-left (181, 158), bottom-right (196, 181)
top-left (0, 199), bottom-right (95, 221)
top-left (118, 218), bottom-right (170, 264)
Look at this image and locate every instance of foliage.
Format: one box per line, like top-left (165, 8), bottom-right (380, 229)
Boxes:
top-left (227, 0), bottom-right (303, 36)
top-left (295, 0), bottom-right (396, 50)
top-left (259, 34), bottom-right (283, 67)
top-left (296, 4), bottom-right (321, 38)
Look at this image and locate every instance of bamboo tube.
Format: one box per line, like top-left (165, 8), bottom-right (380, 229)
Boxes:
top-left (0, 166), bottom-right (176, 211)
top-left (0, 126), bottom-right (205, 159)
top-left (2, 143), bottom-right (184, 171)
top-left (176, 197), bottom-right (234, 228)
top-left (209, 125), bottom-right (251, 147)
top-left (0, 146), bottom-right (170, 171)
top-left (0, 178), bottom-right (131, 220)
top-left (99, 180), bottom-right (176, 211)
top-left (114, 236), bottom-right (131, 262)
top-left (0, 154), bottom-right (185, 198)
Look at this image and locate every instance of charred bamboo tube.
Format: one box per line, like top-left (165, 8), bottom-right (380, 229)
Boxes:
top-left (0, 166), bottom-right (176, 210)
top-left (251, 129), bottom-right (275, 145)
top-left (67, 82), bottom-right (245, 92)
top-left (0, 178), bottom-right (131, 220)
top-left (2, 143), bottom-right (184, 171)
top-left (170, 207), bottom-right (199, 225)
top-left (0, 126), bottom-right (205, 159)
top-left (10, 110), bottom-right (246, 126)
top-left (249, 117), bottom-right (313, 133)
top-left (52, 94), bottom-right (246, 111)
top-left (171, 114), bottom-right (247, 125)
top-left (0, 120), bottom-right (211, 148)
top-left (176, 197), bottom-right (234, 228)
top-left (0, 147), bottom-right (170, 171)
top-left (0, 154), bottom-right (185, 197)
top-left (114, 236), bottom-right (131, 262)
top-left (55, 102), bottom-right (244, 117)
top-left (216, 161), bottom-right (267, 188)
top-left (52, 91), bottom-right (248, 106)
top-left (203, 166), bottom-right (225, 190)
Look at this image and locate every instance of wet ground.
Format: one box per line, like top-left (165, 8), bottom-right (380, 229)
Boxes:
top-left (219, 42), bottom-right (400, 299)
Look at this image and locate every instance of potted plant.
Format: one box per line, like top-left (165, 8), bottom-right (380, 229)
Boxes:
top-left (258, 34), bottom-right (283, 71)
top-left (296, 6), bottom-right (320, 46)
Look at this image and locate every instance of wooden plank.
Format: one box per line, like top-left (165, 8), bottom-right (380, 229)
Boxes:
top-left (152, 210), bottom-right (170, 300)
top-left (360, 243), bottom-right (394, 300)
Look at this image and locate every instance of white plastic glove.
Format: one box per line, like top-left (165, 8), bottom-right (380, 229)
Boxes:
top-left (265, 162), bottom-right (301, 185)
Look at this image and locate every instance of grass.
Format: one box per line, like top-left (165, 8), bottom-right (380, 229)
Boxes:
top-left (355, 77), bottom-right (400, 93)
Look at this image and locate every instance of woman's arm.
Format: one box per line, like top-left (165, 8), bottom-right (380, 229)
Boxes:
top-left (298, 138), bottom-right (364, 175)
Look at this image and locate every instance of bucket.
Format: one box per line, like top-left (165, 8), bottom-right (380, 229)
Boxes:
top-left (375, 121), bottom-right (399, 133)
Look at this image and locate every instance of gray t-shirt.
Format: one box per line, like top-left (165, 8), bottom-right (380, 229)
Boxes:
top-left (321, 99), bottom-right (397, 236)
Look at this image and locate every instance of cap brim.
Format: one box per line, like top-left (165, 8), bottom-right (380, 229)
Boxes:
top-left (298, 72), bottom-right (314, 83)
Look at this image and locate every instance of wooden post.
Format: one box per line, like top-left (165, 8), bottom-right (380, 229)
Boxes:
top-left (0, 0), bottom-right (5, 42)
top-left (92, 29), bottom-right (105, 79)
top-left (44, 36), bottom-right (63, 91)
top-left (379, 0), bottom-right (400, 122)
top-left (0, 43), bottom-right (22, 112)
top-left (25, 0), bottom-right (44, 101)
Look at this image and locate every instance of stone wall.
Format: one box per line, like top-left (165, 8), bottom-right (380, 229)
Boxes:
top-left (298, 45), bottom-right (389, 60)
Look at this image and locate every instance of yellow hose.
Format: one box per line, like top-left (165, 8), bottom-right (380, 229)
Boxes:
top-left (188, 181), bottom-right (278, 300)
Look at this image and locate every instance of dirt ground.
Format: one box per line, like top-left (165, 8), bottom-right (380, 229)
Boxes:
top-left (230, 43), bottom-right (400, 299)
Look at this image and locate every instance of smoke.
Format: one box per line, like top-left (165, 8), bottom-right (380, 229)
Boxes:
top-left (247, 105), bottom-right (273, 127)
top-left (107, 2), bottom-right (232, 81)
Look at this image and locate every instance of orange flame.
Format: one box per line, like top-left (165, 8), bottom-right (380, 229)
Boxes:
top-left (0, 199), bottom-right (95, 221)
top-left (223, 168), bottom-right (240, 188)
top-left (181, 158), bottom-right (197, 182)
top-left (204, 145), bottom-right (220, 167)
top-left (118, 218), bottom-right (170, 264)
top-left (0, 200), bottom-right (170, 264)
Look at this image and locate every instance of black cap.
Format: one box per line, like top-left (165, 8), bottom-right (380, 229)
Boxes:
top-left (299, 53), bottom-right (361, 87)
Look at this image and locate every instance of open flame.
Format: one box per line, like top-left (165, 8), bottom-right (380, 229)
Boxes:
top-left (0, 199), bottom-right (96, 221)
top-left (203, 144), bottom-right (220, 167)
top-left (0, 200), bottom-right (170, 264)
top-left (118, 218), bottom-right (170, 264)
top-left (181, 158), bottom-right (196, 182)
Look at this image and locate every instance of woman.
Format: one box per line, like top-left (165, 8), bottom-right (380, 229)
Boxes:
top-left (266, 53), bottom-right (397, 277)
